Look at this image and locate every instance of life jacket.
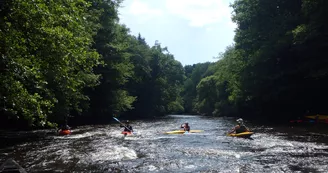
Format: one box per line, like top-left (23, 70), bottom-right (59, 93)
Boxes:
top-left (236, 125), bottom-right (247, 133)
top-left (182, 124), bottom-right (190, 131)
top-left (123, 125), bottom-right (133, 132)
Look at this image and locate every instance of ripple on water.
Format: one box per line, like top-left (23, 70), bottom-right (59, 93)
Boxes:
top-left (2, 116), bottom-right (328, 173)
top-left (89, 145), bottom-right (138, 163)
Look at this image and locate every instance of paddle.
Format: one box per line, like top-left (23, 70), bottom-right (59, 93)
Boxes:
top-left (113, 117), bottom-right (135, 134)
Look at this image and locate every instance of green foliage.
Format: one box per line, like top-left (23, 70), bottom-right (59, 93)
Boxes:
top-left (80, 0), bottom-right (138, 123)
top-left (146, 43), bottom-right (185, 116)
top-left (1, 0), bottom-right (100, 128)
top-left (87, 23), bottom-right (136, 116)
top-left (196, 75), bottom-right (219, 115)
top-left (191, 0), bottom-right (328, 121)
top-left (181, 62), bottom-right (215, 114)
top-left (7, 0), bottom-right (327, 128)
top-left (0, 0), bottom-right (188, 128)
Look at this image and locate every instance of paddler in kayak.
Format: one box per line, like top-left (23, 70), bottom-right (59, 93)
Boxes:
top-left (57, 124), bottom-right (71, 132)
top-left (180, 122), bottom-right (190, 132)
top-left (120, 120), bottom-right (133, 135)
top-left (229, 118), bottom-right (249, 134)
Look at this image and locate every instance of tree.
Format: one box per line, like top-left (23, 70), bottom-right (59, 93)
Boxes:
top-left (0, 0), bottom-right (100, 128)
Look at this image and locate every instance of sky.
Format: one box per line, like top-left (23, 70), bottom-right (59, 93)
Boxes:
top-left (118, 0), bottom-right (237, 66)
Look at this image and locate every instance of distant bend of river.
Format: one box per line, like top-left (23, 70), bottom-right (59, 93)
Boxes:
top-left (1, 115), bottom-right (328, 173)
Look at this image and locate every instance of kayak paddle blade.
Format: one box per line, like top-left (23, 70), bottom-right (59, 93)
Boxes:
top-left (113, 117), bottom-right (120, 123)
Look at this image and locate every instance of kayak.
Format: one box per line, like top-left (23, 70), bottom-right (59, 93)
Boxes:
top-left (289, 119), bottom-right (303, 123)
top-left (164, 130), bottom-right (203, 134)
top-left (121, 131), bottom-right (132, 135)
top-left (228, 132), bottom-right (254, 138)
top-left (305, 115), bottom-right (328, 120)
top-left (0, 159), bottom-right (27, 173)
top-left (59, 129), bottom-right (71, 135)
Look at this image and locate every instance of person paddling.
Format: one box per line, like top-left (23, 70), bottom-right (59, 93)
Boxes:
top-left (57, 124), bottom-right (71, 132)
top-left (120, 120), bottom-right (133, 134)
top-left (180, 122), bottom-right (190, 132)
top-left (229, 118), bottom-right (249, 134)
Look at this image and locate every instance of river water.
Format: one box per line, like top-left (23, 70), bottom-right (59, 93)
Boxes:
top-left (1, 115), bottom-right (328, 173)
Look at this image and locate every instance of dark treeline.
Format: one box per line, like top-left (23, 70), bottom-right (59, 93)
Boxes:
top-left (0, 0), bottom-right (184, 129)
top-left (181, 62), bottom-right (216, 114)
top-left (185, 0), bottom-right (328, 122)
top-left (1, 0), bottom-right (328, 130)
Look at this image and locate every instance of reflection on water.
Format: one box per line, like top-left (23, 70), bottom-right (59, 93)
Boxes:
top-left (1, 115), bottom-right (328, 172)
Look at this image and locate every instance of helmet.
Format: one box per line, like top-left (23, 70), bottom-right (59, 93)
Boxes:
top-left (236, 118), bottom-right (243, 124)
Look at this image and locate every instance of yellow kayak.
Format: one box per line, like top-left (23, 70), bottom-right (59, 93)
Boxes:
top-left (228, 132), bottom-right (254, 138)
top-left (305, 115), bottom-right (328, 120)
top-left (164, 130), bottom-right (203, 134)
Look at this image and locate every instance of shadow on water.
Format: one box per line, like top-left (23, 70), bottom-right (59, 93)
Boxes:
top-left (1, 115), bottom-right (328, 172)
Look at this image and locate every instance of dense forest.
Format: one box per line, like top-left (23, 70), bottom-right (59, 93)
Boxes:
top-left (1, 0), bottom-right (328, 129)
top-left (0, 0), bottom-right (184, 129)
top-left (186, 0), bottom-right (328, 122)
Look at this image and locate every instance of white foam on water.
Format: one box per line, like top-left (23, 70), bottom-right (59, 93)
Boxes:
top-left (89, 145), bottom-right (137, 162)
top-left (123, 136), bottom-right (139, 140)
top-left (235, 154), bottom-right (241, 159)
top-left (54, 131), bottom-right (105, 139)
top-left (148, 165), bottom-right (157, 171)
top-left (250, 134), bottom-right (328, 155)
top-left (185, 165), bottom-right (196, 169)
top-left (182, 147), bottom-right (251, 159)
top-left (155, 136), bottom-right (176, 139)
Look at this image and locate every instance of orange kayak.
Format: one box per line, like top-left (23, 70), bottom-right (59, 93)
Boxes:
top-left (59, 129), bottom-right (71, 135)
top-left (121, 131), bottom-right (132, 135)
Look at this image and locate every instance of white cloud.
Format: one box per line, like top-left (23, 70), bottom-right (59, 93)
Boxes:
top-left (120, 0), bottom-right (235, 28)
top-left (129, 0), bottom-right (163, 16)
top-left (165, 0), bottom-right (233, 27)
top-left (120, 0), bottom-right (236, 27)
top-left (119, 0), bottom-right (164, 24)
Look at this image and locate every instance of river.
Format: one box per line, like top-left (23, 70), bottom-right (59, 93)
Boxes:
top-left (1, 115), bottom-right (328, 173)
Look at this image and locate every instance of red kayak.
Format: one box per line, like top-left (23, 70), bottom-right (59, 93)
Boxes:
top-left (59, 129), bottom-right (71, 135)
top-left (121, 131), bottom-right (132, 135)
top-left (289, 120), bottom-right (303, 123)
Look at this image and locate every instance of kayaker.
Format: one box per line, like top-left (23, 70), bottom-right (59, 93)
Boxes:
top-left (180, 122), bottom-right (190, 132)
top-left (229, 118), bottom-right (249, 134)
top-left (120, 120), bottom-right (133, 132)
top-left (57, 124), bottom-right (71, 133)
